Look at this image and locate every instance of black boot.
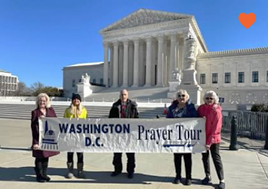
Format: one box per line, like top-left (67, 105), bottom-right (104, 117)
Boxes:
top-left (66, 162), bottom-right (74, 179)
top-left (77, 162), bottom-right (85, 178)
top-left (35, 161), bottom-right (45, 182)
top-left (42, 161), bottom-right (51, 182)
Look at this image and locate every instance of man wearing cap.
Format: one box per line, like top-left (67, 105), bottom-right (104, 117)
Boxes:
top-left (64, 93), bottom-right (88, 178)
top-left (108, 89), bottom-right (139, 179)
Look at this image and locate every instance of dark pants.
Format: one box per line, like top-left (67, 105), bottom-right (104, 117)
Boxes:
top-left (34, 157), bottom-right (49, 178)
top-left (112, 153), bottom-right (135, 174)
top-left (174, 153), bottom-right (192, 179)
top-left (202, 143), bottom-right (224, 180)
top-left (67, 152), bottom-right (84, 163)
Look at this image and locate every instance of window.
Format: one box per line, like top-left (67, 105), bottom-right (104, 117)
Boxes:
top-left (212, 73), bottom-right (218, 84)
top-left (252, 71), bottom-right (259, 83)
top-left (100, 78), bottom-right (103, 85)
top-left (238, 72), bottom-right (244, 83)
top-left (200, 74), bottom-right (206, 84)
top-left (93, 79), bottom-right (96, 83)
top-left (225, 72), bottom-right (231, 83)
top-left (72, 79), bottom-right (75, 87)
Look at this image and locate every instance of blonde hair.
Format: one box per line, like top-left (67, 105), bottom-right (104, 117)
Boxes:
top-left (203, 90), bottom-right (219, 104)
top-left (176, 89), bottom-right (190, 101)
top-left (36, 93), bottom-right (51, 108)
top-left (69, 102), bottom-right (83, 117)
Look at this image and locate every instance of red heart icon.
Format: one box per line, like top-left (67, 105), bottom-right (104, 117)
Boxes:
top-left (239, 13), bottom-right (256, 29)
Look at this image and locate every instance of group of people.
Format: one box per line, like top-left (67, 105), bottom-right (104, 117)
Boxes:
top-left (30, 89), bottom-right (225, 189)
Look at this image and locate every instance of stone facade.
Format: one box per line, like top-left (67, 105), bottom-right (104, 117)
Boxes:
top-left (63, 9), bottom-right (268, 105)
top-left (197, 48), bottom-right (268, 104)
top-left (100, 9), bottom-right (207, 90)
top-left (62, 62), bottom-right (105, 97)
top-left (0, 70), bottom-right (19, 96)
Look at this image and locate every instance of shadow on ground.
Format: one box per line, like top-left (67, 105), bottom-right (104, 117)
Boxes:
top-left (0, 166), bottom-right (206, 186)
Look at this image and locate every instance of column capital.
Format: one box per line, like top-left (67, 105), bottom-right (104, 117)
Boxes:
top-left (157, 35), bottom-right (165, 43)
top-left (131, 37), bottom-right (140, 42)
top-left (112, 41), bottom-right (119, 46)
top-left (145, 36), bottom-right (152, 43)
top-left (122, 40), bottom-right (129, 46)
top-left (102, 41), bottom-right (109, 47)
top-left (169, 33), bottom-right (177, 41)
top-left (133, 39), bottom-right (140, 45)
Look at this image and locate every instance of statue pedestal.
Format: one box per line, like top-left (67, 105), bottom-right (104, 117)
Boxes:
top-left (181, 69), bottom-right (198, 85)
top-left (77, 83), bottom-right (92, 100)
top-left (167, 80), bottom-right (180, 99)
top-left (167, 69), bottom-right (202, 105)
top-left (177, 84), bottom-right (202, 105)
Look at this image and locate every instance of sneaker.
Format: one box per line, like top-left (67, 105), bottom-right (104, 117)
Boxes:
top-left (185, 178), bottom-right (192, 186)
top-left (172, 177), bottom-right (181, 184)
top-left (127, 173), bottom-right (134, 179)
top-left (202, 177), bottom-right (212, 185)
top-left (111, 171), bottom-right (121, 177)
top-left (218, 181), bottom-right (225, 189)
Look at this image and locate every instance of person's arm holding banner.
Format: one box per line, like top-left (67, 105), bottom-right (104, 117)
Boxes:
top-left (31, 110), bottom-right (39, 150)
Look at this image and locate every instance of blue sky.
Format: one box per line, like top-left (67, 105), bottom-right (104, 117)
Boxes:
top-left (0, 0), bottom-right (267, 87)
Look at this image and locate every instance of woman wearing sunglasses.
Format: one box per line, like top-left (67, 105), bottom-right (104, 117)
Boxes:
top-left (166, 89), bottom-right (198, 186)
top-left (197, 91), bottom-right (225, 189)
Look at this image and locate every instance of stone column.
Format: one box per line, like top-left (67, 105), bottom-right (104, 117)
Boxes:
top-left (128, 43), bottom-right (134, 86)
top-left (118, 44), bottom-right (123, 86)
top-left (169, 34), bottom-right (177, 81)
top-left (145, 37), bottom-right (152, 87)
top-left (109, 46), bottom-right (114, 86)
top-left (122, 40), bottom-right (129, 87)
top-left (132, 39), bottom-right (139, 87)
top-left (112, 41), bottom-right (119, 87)
top-left (139, 42), bottom-right (145, 86)
top-left (157, 35), bottom-right (164, 86)
top-left (103, 42), bottom-right (109, 87)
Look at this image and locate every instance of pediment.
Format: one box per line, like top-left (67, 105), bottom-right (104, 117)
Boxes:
top-left (100, 9), bottom-right (193, 33)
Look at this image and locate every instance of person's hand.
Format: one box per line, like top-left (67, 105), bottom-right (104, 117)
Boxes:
top-left (33, 144), bottom-right (40, 150)
top-left (206, 144), bottom-right (211, 150)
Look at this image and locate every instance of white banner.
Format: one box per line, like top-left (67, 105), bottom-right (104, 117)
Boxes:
top-left (39, 118), bottom-right (206, 153)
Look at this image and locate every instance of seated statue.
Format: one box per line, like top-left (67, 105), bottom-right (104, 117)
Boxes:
top-left (84, 73), bottom-right (90, 84)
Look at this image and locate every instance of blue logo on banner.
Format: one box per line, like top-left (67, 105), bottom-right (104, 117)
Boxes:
top-left (41, 121), bottom-right (59, 150)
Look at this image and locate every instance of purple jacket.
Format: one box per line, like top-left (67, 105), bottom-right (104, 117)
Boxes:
top-left (31, 107), bottom-right (60, 158)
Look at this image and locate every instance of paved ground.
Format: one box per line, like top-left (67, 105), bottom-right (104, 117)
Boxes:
top-left (0, 118), bottom-right (268, 189)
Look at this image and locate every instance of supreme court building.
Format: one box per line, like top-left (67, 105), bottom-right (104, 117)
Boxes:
top-left (63, 9), bottom-right (268, 105)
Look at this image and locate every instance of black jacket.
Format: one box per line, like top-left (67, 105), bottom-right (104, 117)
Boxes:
top-left (109, 99), bottom-right (139, 118)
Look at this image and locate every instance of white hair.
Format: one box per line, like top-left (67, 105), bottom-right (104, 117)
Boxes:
top-left (203, 90), bottom-right (219, 104)
top-left (36, 93), bottom-right (51, 108)
top-left (176, 89), bottom-right (190, 101)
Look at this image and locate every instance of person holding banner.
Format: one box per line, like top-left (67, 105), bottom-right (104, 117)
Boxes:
top-left (109, 89), bottom-right (139, 179)
top-left (166, 89), bottom-right (198, 186)
top-left (64, 93), bottom-right (88, 179)
top-left (197, 91), bottom-right (225, 189)
top-left (31, 93), bottom-right (59, 182)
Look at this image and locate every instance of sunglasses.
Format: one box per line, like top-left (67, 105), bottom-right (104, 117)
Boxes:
top-left (178, 94), bottom-right (185, 98)
top-left (206, 97), bottom-right (214, 100)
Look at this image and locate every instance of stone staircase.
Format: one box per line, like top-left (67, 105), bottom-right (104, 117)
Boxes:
top-left (0, 104), bottom-right (165, 120)
top-left (85, 87), bottom-right (171, 103)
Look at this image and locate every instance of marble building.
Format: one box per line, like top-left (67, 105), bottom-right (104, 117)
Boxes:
top-left (63, 9), bottom-right (268, 105)
top-left (0, 69), bottom-right (19, 96)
